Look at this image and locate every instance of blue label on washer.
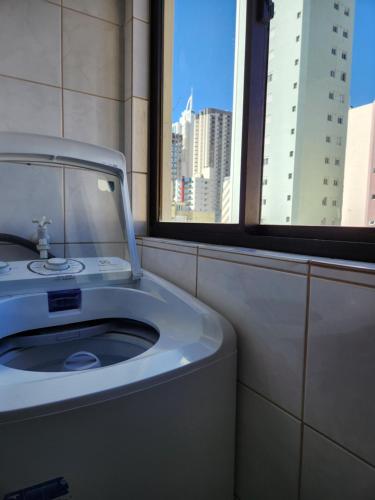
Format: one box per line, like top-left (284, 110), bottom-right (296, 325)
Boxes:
top-left (4, 477), bottom-right (70, 499)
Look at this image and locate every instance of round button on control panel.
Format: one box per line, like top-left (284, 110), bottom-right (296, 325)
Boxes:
top-left (28, 258), bottom-right (84, 276)
top-left (44, 258), bottom-right (69, 271)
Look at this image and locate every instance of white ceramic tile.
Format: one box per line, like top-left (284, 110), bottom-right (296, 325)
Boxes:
top-left (124, 98), bottom-right (132, 169)
top-left (133, 0), bottom-right (149, 22)
top-left (301, 427), bottom-right (375, 500)
top-left (132, 97), bottom-right (148, 173)
top-left (0, 244), bottom-right (64, 261)
top-left (236, 385), bottom-right (301, 500)
top-left (0, 0), bottom-right (61, 86)
top-left (197, 257), bottom-right (307, 416)
top-left (124, 21), bottom-right (133, 100)
top-left (63, 9), bottom-right (123, 100)
top-left (198, 245), bottom-right (309, 274)
top-left (0, 76), bottom-right (61, 136)
top-left (311, 261), bottom-right (375, 288)
top-left (142, 246), bottom-right (197, 295)
top-left (63, 0), bottom-right (124, 24)
top-left (142, 238), bottom-right (198, 255)
top-left (65, 168), bottom-right (125, 243)
top-left (131, 173), bottom-right (148, 236)
top-left (132, 19), bottom-right (149, 99)
top-left (0, 164), bottom-right (64, 242)
top-left (63, 90), bottom-right (123, 150)
top-left (65, 243), bottom-right (124, 258)
top-left (305, 277), bottom-right (375, 465)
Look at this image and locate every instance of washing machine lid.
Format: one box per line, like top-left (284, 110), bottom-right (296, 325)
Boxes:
top-left (0, 132), bottom-right (142, 281)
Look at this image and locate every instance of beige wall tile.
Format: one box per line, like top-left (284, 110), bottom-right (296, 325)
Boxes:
top-left (131, 173), bottom-right (148, 235)
top-left (132, 19), bottom-right (149, 99)
top-left (0, 0), bottom-right (61, 86)
top-left (0, 76), bottom-right (62, 136)
top-left (132, 97), bottom-right (148, 173)
top-left (64, 90), bottom-right (123, 150)
top-left (63, 0), bottom-right (124, 24)
top-left (63, 9), bottom-right (123, 99)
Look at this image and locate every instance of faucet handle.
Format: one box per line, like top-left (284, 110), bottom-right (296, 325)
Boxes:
top-left (32, 216), bottom-right (52, 228)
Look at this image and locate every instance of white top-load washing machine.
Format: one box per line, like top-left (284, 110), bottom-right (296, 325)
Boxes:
top-left (0, 133), bottom-right (236, 500)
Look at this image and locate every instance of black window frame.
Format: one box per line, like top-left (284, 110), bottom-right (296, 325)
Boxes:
top-left (149, 0), bottom-right (375, 262)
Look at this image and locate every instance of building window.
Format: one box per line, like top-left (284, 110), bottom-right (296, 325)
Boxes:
top-left (341, 72), bottom-right (346, 82)
top-left (343, 30), bottom-right (348, 38)
top-left (325, 157), bottom-right (330, 164)
top-left (263, 199), bottom-right (267, 205)
top-left (338, 116), bottom-right (343, 124)
top-left (288, 173), bottom-right (293, 179)
top-left (295, 59), bottom-right (299, 65)
top-left (330, 70), bottom-right (335, 78)
top-left (333, 25), bottom-right (338, 33)
top-left (322, 197), bottom-right (328, 206)
top-left (326, 136), bottom-right (331, 143)
top-left (334, 2), bottom-right (339, 10)
top-left (286, 216), bottom-right (291, 222)
top-left (337, 137), bottom-right (343, 145)
top-left (329, 91), bottom-right (334, 99)
top-left (291, 128), bottom-right (295, 135)
top-left (344, 7), bottom-right (350, 16)
top-left (331, 47), bottom-right (337, 55)
top-left (342, 51), bottom-right (347, 60)
top-left (297, 11), bottom-right (301, 18)
top-left (289, 151), bottom-right (294, 157)
top-left (332, 200), bottom-right (337, 206)
top-left (333, 179), bottom-right (339, 186)
top-left (296, 35), bottom-right (300, 42)
top-left (327, 114), bottom-right (333, 121)
top-left (335, 158), bottom-right (340, 166)
top-left (263, 178), bottom-right (268, 185)
top-left (292, 105), bottom-right (296, 112)
top-left (323, 178), bottom-right (328, 185)
top-left (287, 195), bottom-right (291, 201)
top-left (263, 157), bottom-right (269, 165)
top-left (293, 82), bottom-right (298, 89)
top-left (339, 94), bottom-right (345, 103)
top-left (267, 73), bottom-right (273, 82)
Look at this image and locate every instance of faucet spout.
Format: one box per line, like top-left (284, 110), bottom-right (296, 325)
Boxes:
top-left (32, 217), bottom-right (52, 259)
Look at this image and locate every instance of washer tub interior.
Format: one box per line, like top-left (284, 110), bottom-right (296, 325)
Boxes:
top-left (0, 319), bottom-right (159, 372)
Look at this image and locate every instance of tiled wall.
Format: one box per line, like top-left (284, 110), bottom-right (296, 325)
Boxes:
top-left (138, 237), bottom-right (375, 500)
top-left (0, 0), bottom-right (149, 261)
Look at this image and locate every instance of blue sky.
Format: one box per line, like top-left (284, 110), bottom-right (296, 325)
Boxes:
top-left (172, 0), bottom-right (375, 121)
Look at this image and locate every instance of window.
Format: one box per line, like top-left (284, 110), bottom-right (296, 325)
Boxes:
top-left (334, 2), bottom-right (339, 10)
top-left (264, 157), bottom-right (269, 165)
top-left (151, 0), bottom-right (375, 261)
top-left (289, 151), bottom-right (294, 157)
top-left (330, 70), bottom-right (336, 77)
top-left (325, 157), bottom-right (330, 164)
top-left (335, 158), bottom-right (340, 166)
top-left (263, 199), bottom-right (267, 205)
top-left (268, 73), bottom-right (273, 82)
top-left (341, 72), bottom-right (346, 81)
top-left (344, 7), bottom-right (350, 16)
top-left (293, 82), bottom-right (298, 89)
top-left (332, 200), bottom-right (337, 206)
top-left (322, 197), bottom-right (328, 206)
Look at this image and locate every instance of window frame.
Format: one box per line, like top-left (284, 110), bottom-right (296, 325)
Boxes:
top-left (149, 0), bottom-right (375, 263)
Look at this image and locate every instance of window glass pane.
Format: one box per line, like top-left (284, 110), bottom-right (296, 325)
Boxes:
top-left (160, 0), bottom-right (246, 223)
top-left (261, 0), bottom-right (375, 227)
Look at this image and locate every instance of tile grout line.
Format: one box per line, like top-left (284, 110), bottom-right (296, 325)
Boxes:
top-left (297, 263), bottom-right (312, 499)
top-left (62, 5), bottom-right (124, 27)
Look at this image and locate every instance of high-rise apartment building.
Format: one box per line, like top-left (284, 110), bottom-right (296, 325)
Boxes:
top-left (342, 101), bottom-right (375, 226)
top-left (261, 0), bottom-right (355, 225)
top-left (172, 95), bottom-right (195, 179)
top-left (193, 108), bottom-right (232, 221)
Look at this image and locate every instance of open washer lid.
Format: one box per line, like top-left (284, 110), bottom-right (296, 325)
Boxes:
top-left (0, 132), bottom-right (142, 280)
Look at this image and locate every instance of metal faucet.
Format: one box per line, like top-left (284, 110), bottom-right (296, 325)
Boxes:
top-left (32, 216), bottom-right (52, 259)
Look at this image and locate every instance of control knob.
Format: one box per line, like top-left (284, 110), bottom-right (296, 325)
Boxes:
top-left (44, 258), bottom-right (70, 272)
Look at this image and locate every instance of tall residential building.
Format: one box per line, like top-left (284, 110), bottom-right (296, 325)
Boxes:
top-left (342, 101), bottom-right (375, 226)
top-left (261, 0), bottom-right (355, 225)
top-left (171, 132), bottom-right (183, 200)
top-left (172, 94), bottom-right (195, 178)
top-left (193, 108), bottom-right (232, 221)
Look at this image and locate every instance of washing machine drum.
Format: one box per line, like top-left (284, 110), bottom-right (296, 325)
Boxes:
top-left (0, 319), bottom-right (159, 372)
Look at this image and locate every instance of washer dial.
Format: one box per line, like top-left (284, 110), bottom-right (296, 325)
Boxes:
top-left (44, 258), bottom-right (70, 271)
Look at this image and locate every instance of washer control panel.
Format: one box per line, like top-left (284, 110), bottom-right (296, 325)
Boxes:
top-left (29, 258), bottom-right (84, 276)
top-left (0, 256), bottom-right (133, 296)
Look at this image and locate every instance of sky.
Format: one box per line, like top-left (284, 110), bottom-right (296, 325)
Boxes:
top-left (172, 0), bottom-right (375, 122)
